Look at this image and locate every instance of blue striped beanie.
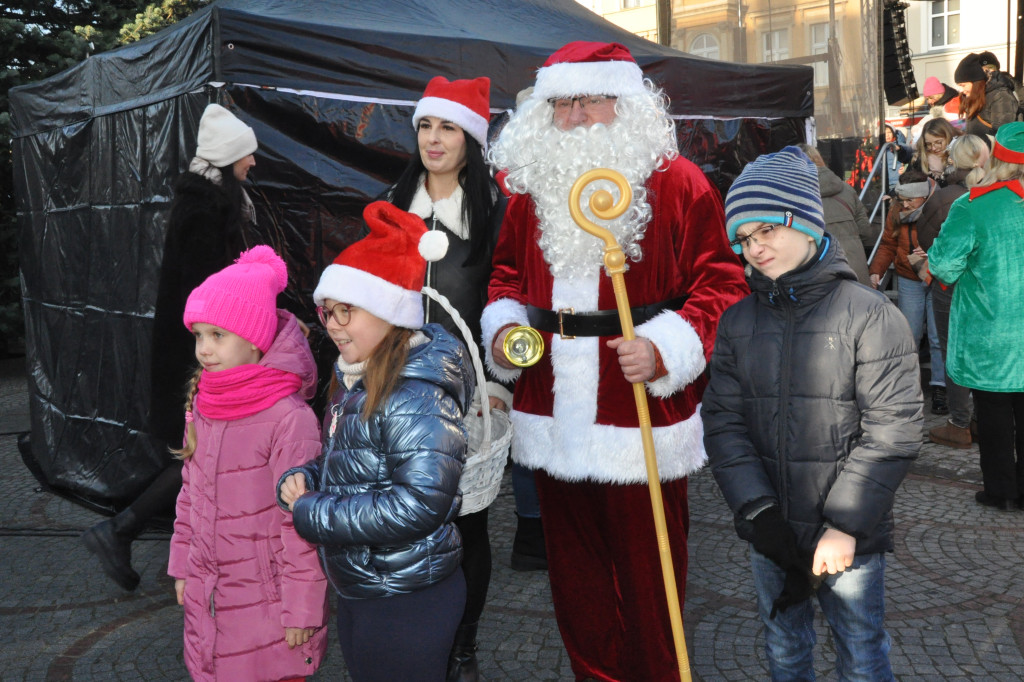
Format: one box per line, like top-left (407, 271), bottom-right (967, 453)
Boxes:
top-left (724, 146), bottom-right (825, 254)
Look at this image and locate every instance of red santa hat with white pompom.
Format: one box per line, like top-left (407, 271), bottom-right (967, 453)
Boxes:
top-left (313, 201), bottom-right (448, 329)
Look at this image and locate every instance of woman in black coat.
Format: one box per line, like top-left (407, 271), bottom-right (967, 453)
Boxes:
top-left (82, 103), bottom-right (258, 591)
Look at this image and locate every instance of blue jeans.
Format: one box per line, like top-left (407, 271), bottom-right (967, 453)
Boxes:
top-left (896, 275), bottom-right (944, 387)
top-left (751, 548), bottom-right (893, 682)
top-left (511, 462), bottom-right (541, 518)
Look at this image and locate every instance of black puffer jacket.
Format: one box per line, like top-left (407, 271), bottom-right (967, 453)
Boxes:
top-left (702, 235), bottom-right (922, 556)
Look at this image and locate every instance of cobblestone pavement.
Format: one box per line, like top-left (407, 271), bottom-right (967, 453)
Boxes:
top-left (2, 355), bottom-right (1022, 680)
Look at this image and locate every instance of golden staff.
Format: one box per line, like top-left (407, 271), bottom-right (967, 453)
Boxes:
top-left (569, 168), bottom-right (692, 682)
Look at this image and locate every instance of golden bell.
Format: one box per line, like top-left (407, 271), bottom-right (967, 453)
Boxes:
top-left (503, 326), bottom-right (544, 368)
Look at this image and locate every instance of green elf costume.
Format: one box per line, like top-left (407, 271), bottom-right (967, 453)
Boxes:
top-left (928, 121), bottom-right (1024, 510)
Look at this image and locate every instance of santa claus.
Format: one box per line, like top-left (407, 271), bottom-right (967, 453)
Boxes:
top-left (482, 41), bottom-right (748, 680)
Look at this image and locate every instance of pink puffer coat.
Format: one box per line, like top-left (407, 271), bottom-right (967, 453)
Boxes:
top-left (168, 311), bottom-right (328, 681)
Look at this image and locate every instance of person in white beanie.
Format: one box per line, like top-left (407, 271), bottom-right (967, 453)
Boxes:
top-left (279, 200), bottom-right (476, 682)
top-left (82, 102), bottom-right (260, 591)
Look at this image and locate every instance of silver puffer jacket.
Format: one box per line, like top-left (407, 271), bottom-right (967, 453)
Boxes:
top-left (283, 324), bottom-right (474, 599)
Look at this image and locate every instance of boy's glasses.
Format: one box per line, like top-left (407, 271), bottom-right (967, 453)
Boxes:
top-left (317, 303), bottom-right (355, 327)
top-left (730, 223), bottom-right (779, 250)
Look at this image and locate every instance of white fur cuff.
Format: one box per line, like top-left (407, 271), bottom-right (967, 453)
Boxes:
top-left (480, 298), bottom-right (527, 382)
top-left (636, 310), bottom-right (706, 398)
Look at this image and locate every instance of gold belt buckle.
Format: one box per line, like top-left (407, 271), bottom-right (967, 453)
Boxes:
top-left (558, 307), bottom-right (575, 340)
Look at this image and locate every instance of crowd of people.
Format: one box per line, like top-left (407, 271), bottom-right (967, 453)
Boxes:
top-left (872, 49), bottom-right (1024, 509)
top-left (73, 39), bottom-right (1024, 682)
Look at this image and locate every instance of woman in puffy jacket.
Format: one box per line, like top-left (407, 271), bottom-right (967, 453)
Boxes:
top-left (702, 147), bottom-right (922, 681)
top-left (279, 202), bottom-right (475, 682)
top-left (956, 53), bottom-right (1018, 138)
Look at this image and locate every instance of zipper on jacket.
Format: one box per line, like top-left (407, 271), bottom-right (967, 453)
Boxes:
top-left (327, 402), bottom-right (345, 451)
top-left (776, 288), bottom-right (795, 519)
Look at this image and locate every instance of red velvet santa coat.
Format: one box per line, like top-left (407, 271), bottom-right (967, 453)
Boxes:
top-left (482, 156), bottom-right (748, 483)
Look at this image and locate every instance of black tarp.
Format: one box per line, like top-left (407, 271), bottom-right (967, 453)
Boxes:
top-left (9, 0), bottom-right (813, 510)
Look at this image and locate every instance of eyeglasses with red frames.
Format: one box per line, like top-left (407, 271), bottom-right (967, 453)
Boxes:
top-left (316, 302), bottom-right (355, 327)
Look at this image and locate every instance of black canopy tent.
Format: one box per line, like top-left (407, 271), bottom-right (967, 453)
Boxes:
top-left (9, 0), bottom-right (813, 510)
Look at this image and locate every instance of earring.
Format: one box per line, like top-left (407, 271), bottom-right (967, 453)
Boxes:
top-left (807, 236), bottom-right (815, 242)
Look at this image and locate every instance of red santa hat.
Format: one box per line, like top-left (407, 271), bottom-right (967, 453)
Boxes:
top-left (534, 41), bottom-right (646, 101)
top-left (313, 201), bottom-right (449, 329)
top-left (413, 76), bottom-right (491, 151)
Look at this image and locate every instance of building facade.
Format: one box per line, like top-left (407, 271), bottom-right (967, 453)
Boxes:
top-left (580, 1), bottom-right (1020, 142)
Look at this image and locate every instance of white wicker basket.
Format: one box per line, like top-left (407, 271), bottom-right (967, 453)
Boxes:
top-left (422, 287), bottom-right (512, 515)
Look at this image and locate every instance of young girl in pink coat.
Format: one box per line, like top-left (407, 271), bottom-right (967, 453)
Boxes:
top-left (168, 246), bottom-right (328, 681)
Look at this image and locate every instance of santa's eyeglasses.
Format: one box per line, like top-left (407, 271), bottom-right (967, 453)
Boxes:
top-left (548, 95), bottom-right (617, 113)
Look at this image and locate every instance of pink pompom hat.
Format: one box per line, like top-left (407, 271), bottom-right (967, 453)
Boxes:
top-left (182, 245), bottom-right (288, 352)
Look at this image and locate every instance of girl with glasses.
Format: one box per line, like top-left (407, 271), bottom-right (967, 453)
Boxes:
top-left (280, 202), bottom-right (475, 682)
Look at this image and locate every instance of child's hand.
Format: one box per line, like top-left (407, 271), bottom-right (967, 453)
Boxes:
top-left (280, 473), bottom-right (308, 510)
top-left (285, 626), bottom-right (316, 649)
top-left (812, 528), bottom-right (856, 576)
top-left (175, 579), bottom-right (186, 606)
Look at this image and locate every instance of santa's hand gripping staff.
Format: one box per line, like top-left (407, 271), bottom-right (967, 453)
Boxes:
top-left (482, 41), bottom-right (748, 680)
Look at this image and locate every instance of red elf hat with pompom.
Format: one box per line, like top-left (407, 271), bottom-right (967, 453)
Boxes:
top-left (182, 245), bottom-right (288, 352)
top-left (313, 201), bottom-right (449, 330)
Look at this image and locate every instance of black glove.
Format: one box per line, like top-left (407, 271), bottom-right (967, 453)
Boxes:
top-left (751, 506), bottom-right (800, 570)
top-left (770, 561), bottom-right (815, 619)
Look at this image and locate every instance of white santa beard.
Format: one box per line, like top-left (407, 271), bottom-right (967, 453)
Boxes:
top-left (504, 116), bottom-right (661, 279)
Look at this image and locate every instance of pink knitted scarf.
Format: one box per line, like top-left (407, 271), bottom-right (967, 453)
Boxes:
top-left (195, 364), bottom-right (302, 421)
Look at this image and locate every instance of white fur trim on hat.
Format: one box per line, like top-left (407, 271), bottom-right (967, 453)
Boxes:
top-left (413, 96), bottom-right (489, 150)
top-left (313, 263), bottom-right (423, 329)
top-left (534, 60), bottom-right (647, 101)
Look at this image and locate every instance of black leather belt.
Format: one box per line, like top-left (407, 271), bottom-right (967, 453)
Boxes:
top-left (526, 295), bottom-right (688, 339)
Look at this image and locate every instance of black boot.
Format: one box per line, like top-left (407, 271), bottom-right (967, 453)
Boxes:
top-left (510, 513), bottom-right (547, 571)
top-left (82, 509), bottom-right (143, 591)
top-left (447, 621), bottom-right (481, 682)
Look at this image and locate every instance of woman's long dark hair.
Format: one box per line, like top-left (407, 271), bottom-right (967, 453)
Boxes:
top-left (959, 80), bottom-right (988, 121)
top-left (389, 132), bottom-right (500, 266)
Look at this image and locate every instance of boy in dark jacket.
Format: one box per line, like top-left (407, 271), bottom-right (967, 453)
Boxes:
top-left (702, 147), bottom-right (923, 681)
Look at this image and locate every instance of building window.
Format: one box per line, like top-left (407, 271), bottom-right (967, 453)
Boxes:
top-left (810, 23), bottom-right (829, 87)
top-left (621, 0), bottom-right (643, 8)
top-left (690, 33), bottom-right (720, 60)
top-left (762, 29), bottom-right (789, 63)
top-left (930, 0), bottom-right (960, 48)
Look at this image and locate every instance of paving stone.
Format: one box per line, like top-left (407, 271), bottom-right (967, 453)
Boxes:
top-left (3, 357), bottom-right (1024, 679)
